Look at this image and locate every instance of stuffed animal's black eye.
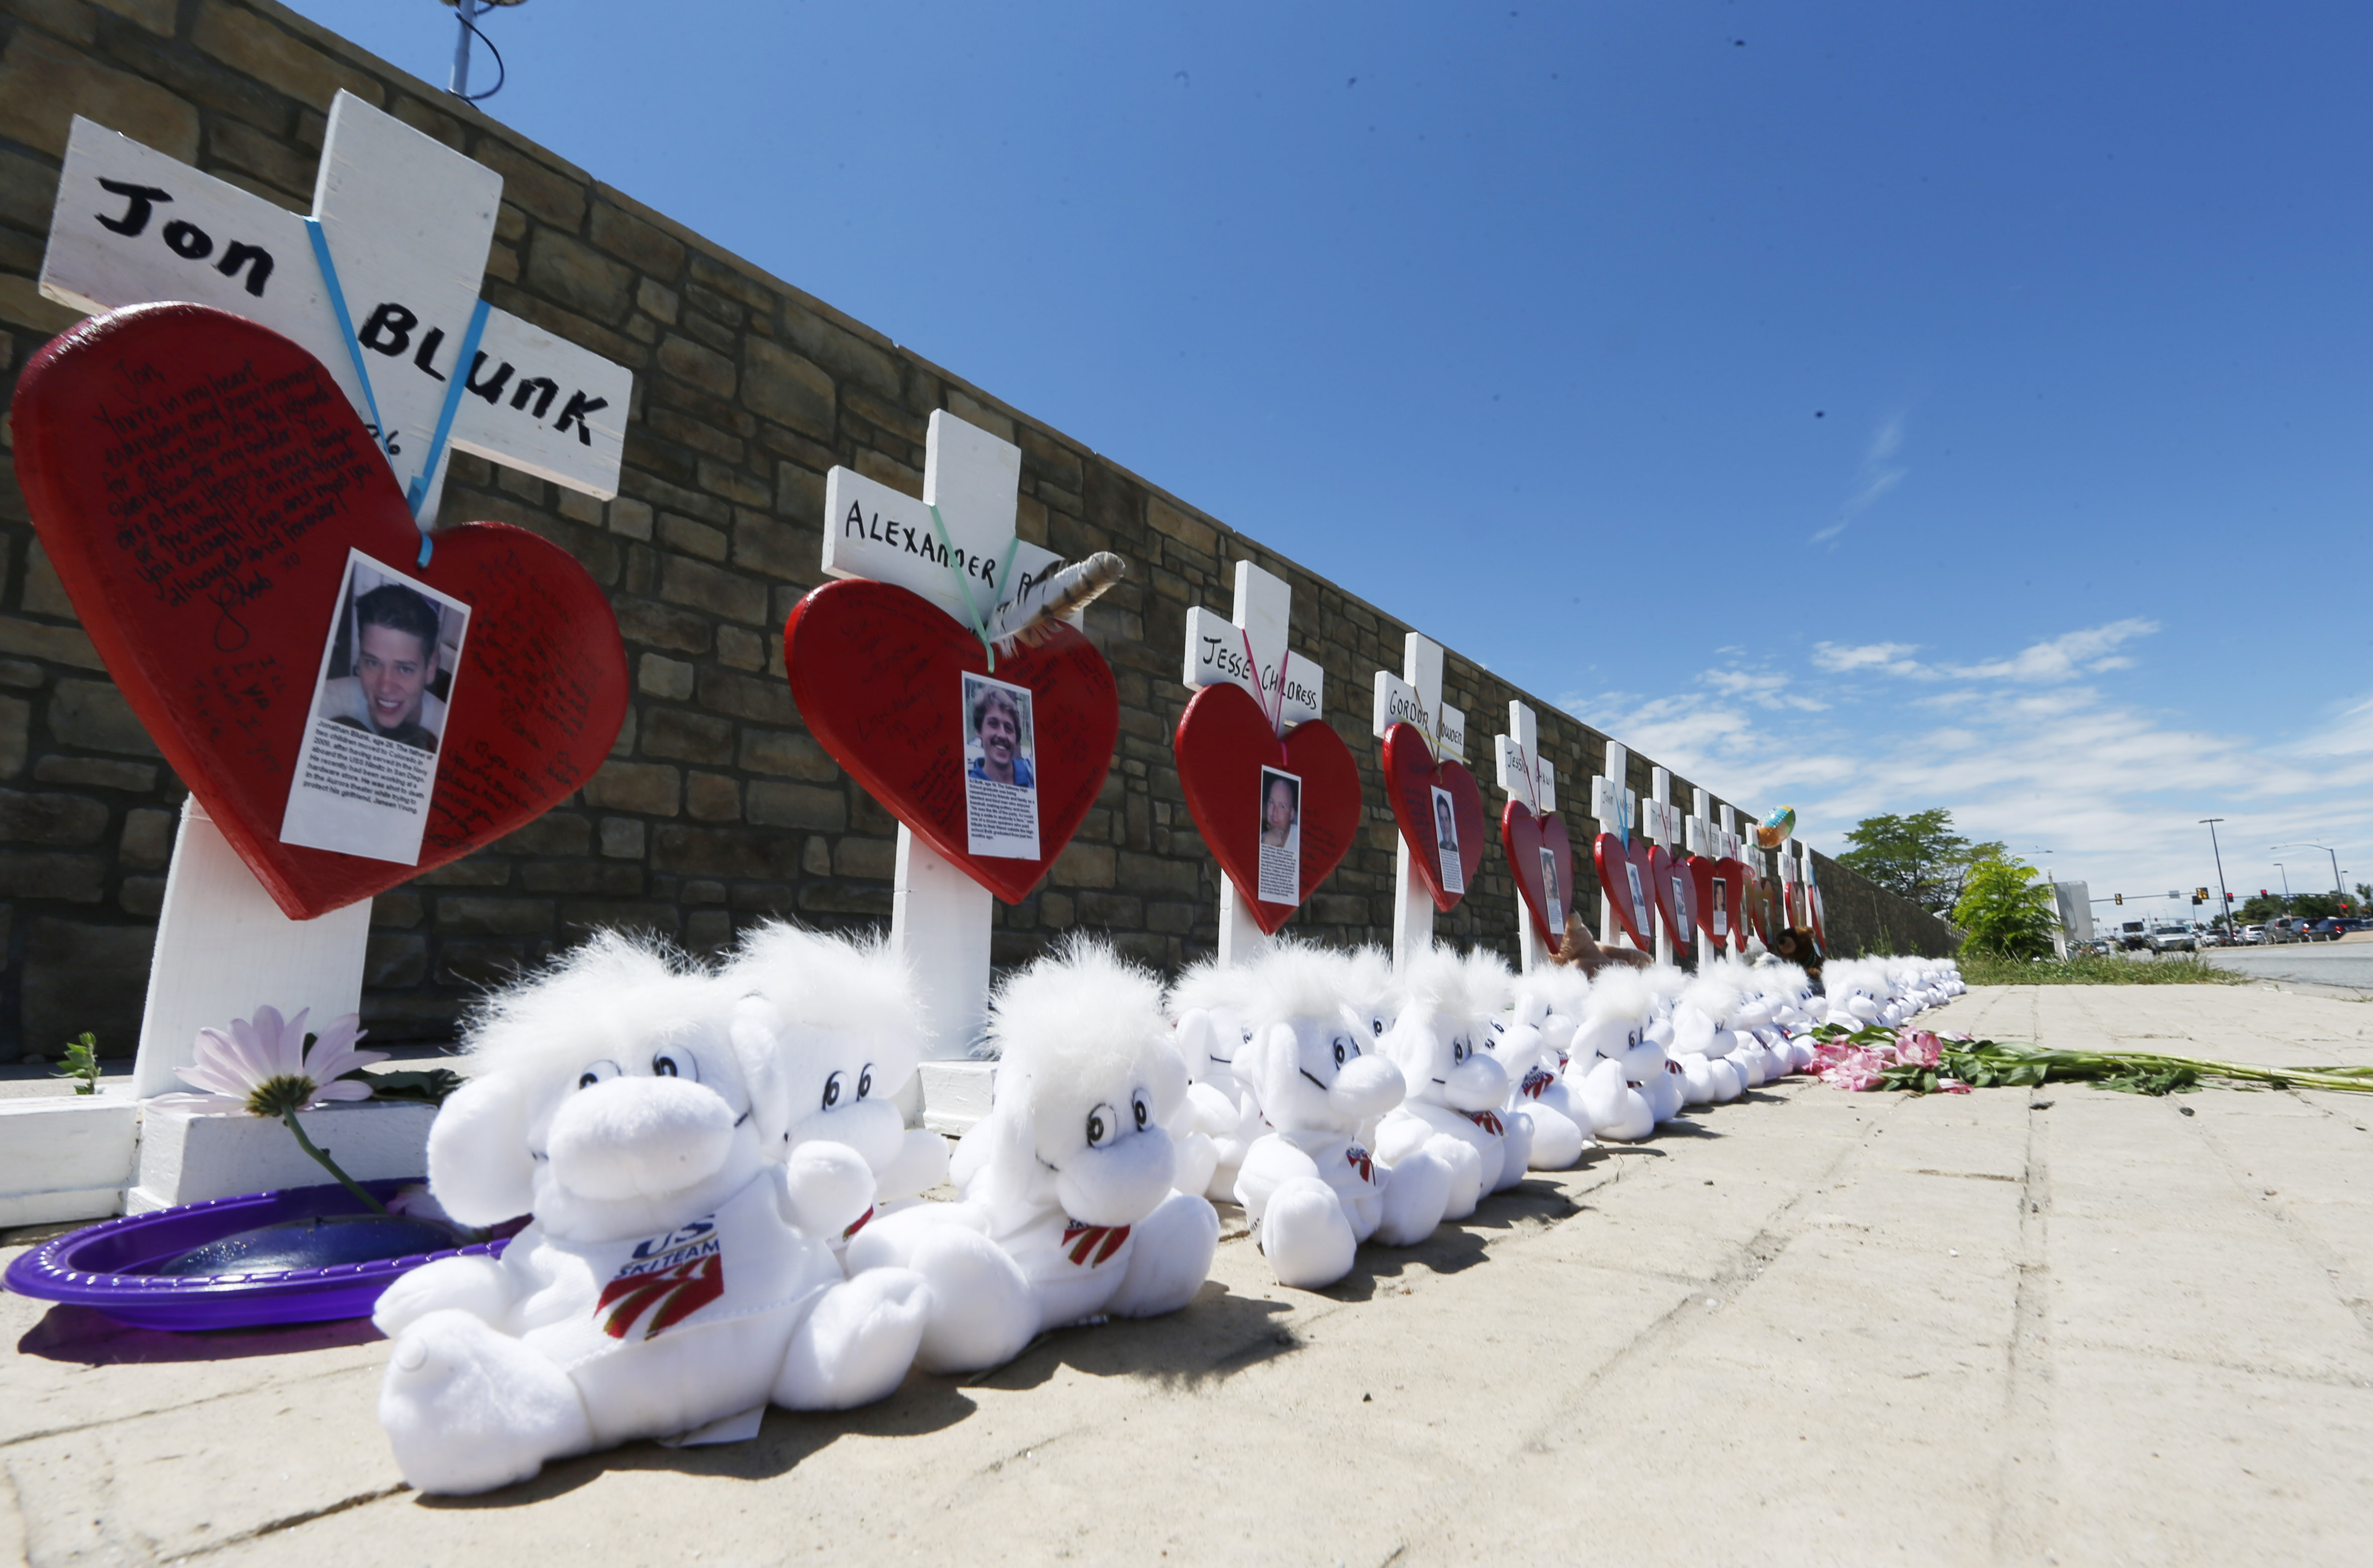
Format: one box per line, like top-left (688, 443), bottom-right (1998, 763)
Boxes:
top-left (1086, 1103), bottom-right (1118, 1147)
top-left (1453, 1040), bottom-right (1467, 1063)
top-left (1372, 1017), bottom-right (1386, 1036)
top-left (1333, 1039), bottom-right (1347, 1066)
top-left (822, 1070), bottom-right (844, 1110)
top-left (1491, 1020), bottom-right (1505, 1034)
top-left (1132, 1093), bottom-right (1150, 1130)
top-left (653, 1055), bottom-right (676, 1076)
top-left (577, 1059), bottom-right (620, 1091)
top-left (856, 1065), bottom-right (872, 1100)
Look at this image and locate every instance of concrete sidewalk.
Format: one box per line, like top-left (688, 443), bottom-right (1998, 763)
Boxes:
top-left (5, 983), bottom-right (2371, 1566)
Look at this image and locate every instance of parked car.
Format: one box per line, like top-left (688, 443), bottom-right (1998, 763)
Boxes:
top-left (2312, 917), bottom-right (2349, 941)
top-left (2146, 921), bottom-right (2198, 954)
top-left (2266, 917), bottom-right (2313, 944)
top-left (2240, 925), bottom-right (2266, 945)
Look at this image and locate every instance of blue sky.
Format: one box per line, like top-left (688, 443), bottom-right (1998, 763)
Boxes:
top-left (290, 0), bottom-right (2373, 917)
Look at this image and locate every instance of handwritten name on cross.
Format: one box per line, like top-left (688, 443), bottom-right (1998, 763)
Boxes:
top-left (1181, 561), bottom-right (1325, 732)
top-left (822, 413), bottom-right (1061, 627)
top-left (41, 92), bottom-right (630, 526)
top-left (1590, 738), bottom-right (1644, 950)
top-left (1182, 561), bottom-right (1327, 965)
top-left (1372, 633), bottom-right (1463, 970)
top-left (1495, 699), bottom-right (1559, 972)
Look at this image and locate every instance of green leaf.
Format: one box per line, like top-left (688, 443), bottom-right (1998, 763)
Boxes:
top-left (359, 1067), bottom-right (467, 1106)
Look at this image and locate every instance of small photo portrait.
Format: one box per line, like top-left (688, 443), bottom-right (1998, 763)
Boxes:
top-left (963, 673), bottom-right (1036, 790)
top-left (962, 671), bottom-right (1041, 860)
top-left (1259, 767), bottom-right (1300, 850)
top-left (320, 558), bottom-right (466, 754)
top-left (1713, 878), bottom-right (1730, 935)
top-left (1540, 848), bottom-right (1566, 935)
top-left (1431, 785), bottom-right (1464, 896)
top-left (1625, 861), bottom-right (1648, 925)
top-left (1256, 765), bottom-right (1302, 906)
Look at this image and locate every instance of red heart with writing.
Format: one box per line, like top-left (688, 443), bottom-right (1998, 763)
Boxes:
top-left (1688, 855), bottom-right (1750, 953)
top-left (1382, 723), bottom-right (1485, 913)
top-left (10, 304), bottom-right (627, 921)
top-left (1172, 682), bottom-right (1359, 934)
top-left (1650, 843), bottom-right (1696, 948)
top-left (1807, 879), bottom-right (1827, 955)
top-left (1502, 803), bottom-right (1572, 947)
top-left (784, 577), bottom-right (1116, 904)
top-left (1593, 832), bottom-right (1658, 949)
top-left (1745, 874), bottom-right (1777, 948)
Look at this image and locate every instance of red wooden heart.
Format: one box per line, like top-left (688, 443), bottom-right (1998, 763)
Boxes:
top-left (784, 577), bottom-right (1116, 904)
top-left (1807, 879), bottom-right (1827, 954)
top-left (10, 303), bottom-right (627, 921)
top-left (1502, 803), bottom-right (1573, 947)
top-left (1381, 723), bottom-right (1485, 913)
top-left (1172, 682), bottom-right (1359, 935)
top-left (1717, 857), bottom-right (1748, 951)
top-left (1592, 831), bottom-right (1658, 949)
top-left (1746, 875), bottom-right (1777, 948)
top-left (1688, 854), bottom-right (1720, 944)
top-left (1650, 843), bottom-right (1696, 948)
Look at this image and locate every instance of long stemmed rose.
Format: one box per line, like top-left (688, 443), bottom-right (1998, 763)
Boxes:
top-left (1807, 1023), bottom-right (2373, 1099)
top-left (174, 1006), bottom-right (391, 1214)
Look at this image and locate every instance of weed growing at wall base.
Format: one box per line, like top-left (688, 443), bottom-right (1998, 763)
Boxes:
top-left (1960, 953), bottom-right (2247, 986)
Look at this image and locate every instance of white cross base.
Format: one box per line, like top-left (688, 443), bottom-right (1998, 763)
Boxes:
top-left (1493, 700), bottom-right (1558, 973)
top-left (1370, 633), bottom-right (1464, 973)
top-left (31, 93), bottom-right (633, 1137)
top-left (1180, 561), bottom-right (1328, 966)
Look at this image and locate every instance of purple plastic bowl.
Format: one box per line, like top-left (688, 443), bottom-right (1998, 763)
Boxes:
top-left (3, 1180), bottom-right (515, 1332)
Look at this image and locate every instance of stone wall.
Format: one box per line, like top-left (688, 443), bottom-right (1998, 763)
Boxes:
top-left (0, 0), bottom-right (1957, 1056)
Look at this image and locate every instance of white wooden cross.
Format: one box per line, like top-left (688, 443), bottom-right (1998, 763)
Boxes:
top-left (1493, 700), bottom-right (1558, 974)
top-left (1779, 834), bottom-right (1804, 932)
top-left (1685, 786), bottom-right (1717, 968)
top-left (1644, 765), bottom-right (1680, 965)
top-left (34, 92), bottom-right (633, 1101)
top-left (1371, 633), bottom-right (1465, 973)
top-left (1179, 561), bottom-right (1326, 966)
top-left (820, 413), bottom-right (1064, 1066)
top-left (1589, 738), bottom-right (1644, 952)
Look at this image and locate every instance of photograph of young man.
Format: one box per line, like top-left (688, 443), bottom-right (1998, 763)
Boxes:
top-left (1261, 771), bottom-right (1298, 848)
top-left (1433, 789), bottom-right (1458, 852)
top-left (325, 582), bottom-right (446, 754)
top-left (968, 681), bottom-right (1033, 788)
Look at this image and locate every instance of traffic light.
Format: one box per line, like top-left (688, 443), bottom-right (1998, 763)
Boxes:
top-left (2113, 893), bottom-right (2123, 905)
top-left (2197, 887), bottom-right (2210, 900)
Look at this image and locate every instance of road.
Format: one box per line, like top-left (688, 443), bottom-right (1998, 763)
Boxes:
top-left (2205, 936), bottom-right (2373, 990)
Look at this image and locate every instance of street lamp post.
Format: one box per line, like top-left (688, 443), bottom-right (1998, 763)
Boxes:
top-left (2268, 844), bottom-right (2344, 915)
top-left (2200, 818), bottom-right (2233, 931)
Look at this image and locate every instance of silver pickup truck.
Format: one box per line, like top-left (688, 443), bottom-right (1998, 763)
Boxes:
top-left (2145, 922), bottom-right (2199, 954)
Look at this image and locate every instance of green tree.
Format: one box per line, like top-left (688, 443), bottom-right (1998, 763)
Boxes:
top-left (1951, 851), bottom-right (2060, 958)
top-left (1836, 809), bottom-right (2005, 913)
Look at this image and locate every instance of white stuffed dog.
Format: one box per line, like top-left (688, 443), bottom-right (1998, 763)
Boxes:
top-left (1229, 944), bottom-right (1453, 1287)
top-left (1373, 947), bottom-right (1523, 1216)
top-left (372, 934), bottom-right (929, 1496)
top-left (1166, 957), bottom-right (1264, 1202)
top-left (1568, 966), bottom-right (1661, 1142)
top-left (720, 920), bottom-right (949, 1240)
top-left (847, 940), bottom-right (1221, 1373)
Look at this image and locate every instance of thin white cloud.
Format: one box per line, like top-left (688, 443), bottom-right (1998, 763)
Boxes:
top-left (1560, 619), bottom-right (2373, 910)
top-left (1809, 412), bottom-right (1910, 549)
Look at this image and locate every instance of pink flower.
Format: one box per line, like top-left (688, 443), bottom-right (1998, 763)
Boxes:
top-left (1937, 1079), bottom-right (1972, 1095)
top-left (1896, 1030), bottom-right (1941, 1067)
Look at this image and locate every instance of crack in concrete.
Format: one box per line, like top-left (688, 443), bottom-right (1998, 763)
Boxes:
top-left (1988, 1092), bottom-right (2059, 1564)
top-left (162, 1483), bottom-right (410, 1560)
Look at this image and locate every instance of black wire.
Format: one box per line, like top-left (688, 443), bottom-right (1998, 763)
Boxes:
top-left (453, 8), bottom-right (507, 103)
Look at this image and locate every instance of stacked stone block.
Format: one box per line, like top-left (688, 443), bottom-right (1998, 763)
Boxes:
top-left (0, 0), bottom-right (1957, 1055)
